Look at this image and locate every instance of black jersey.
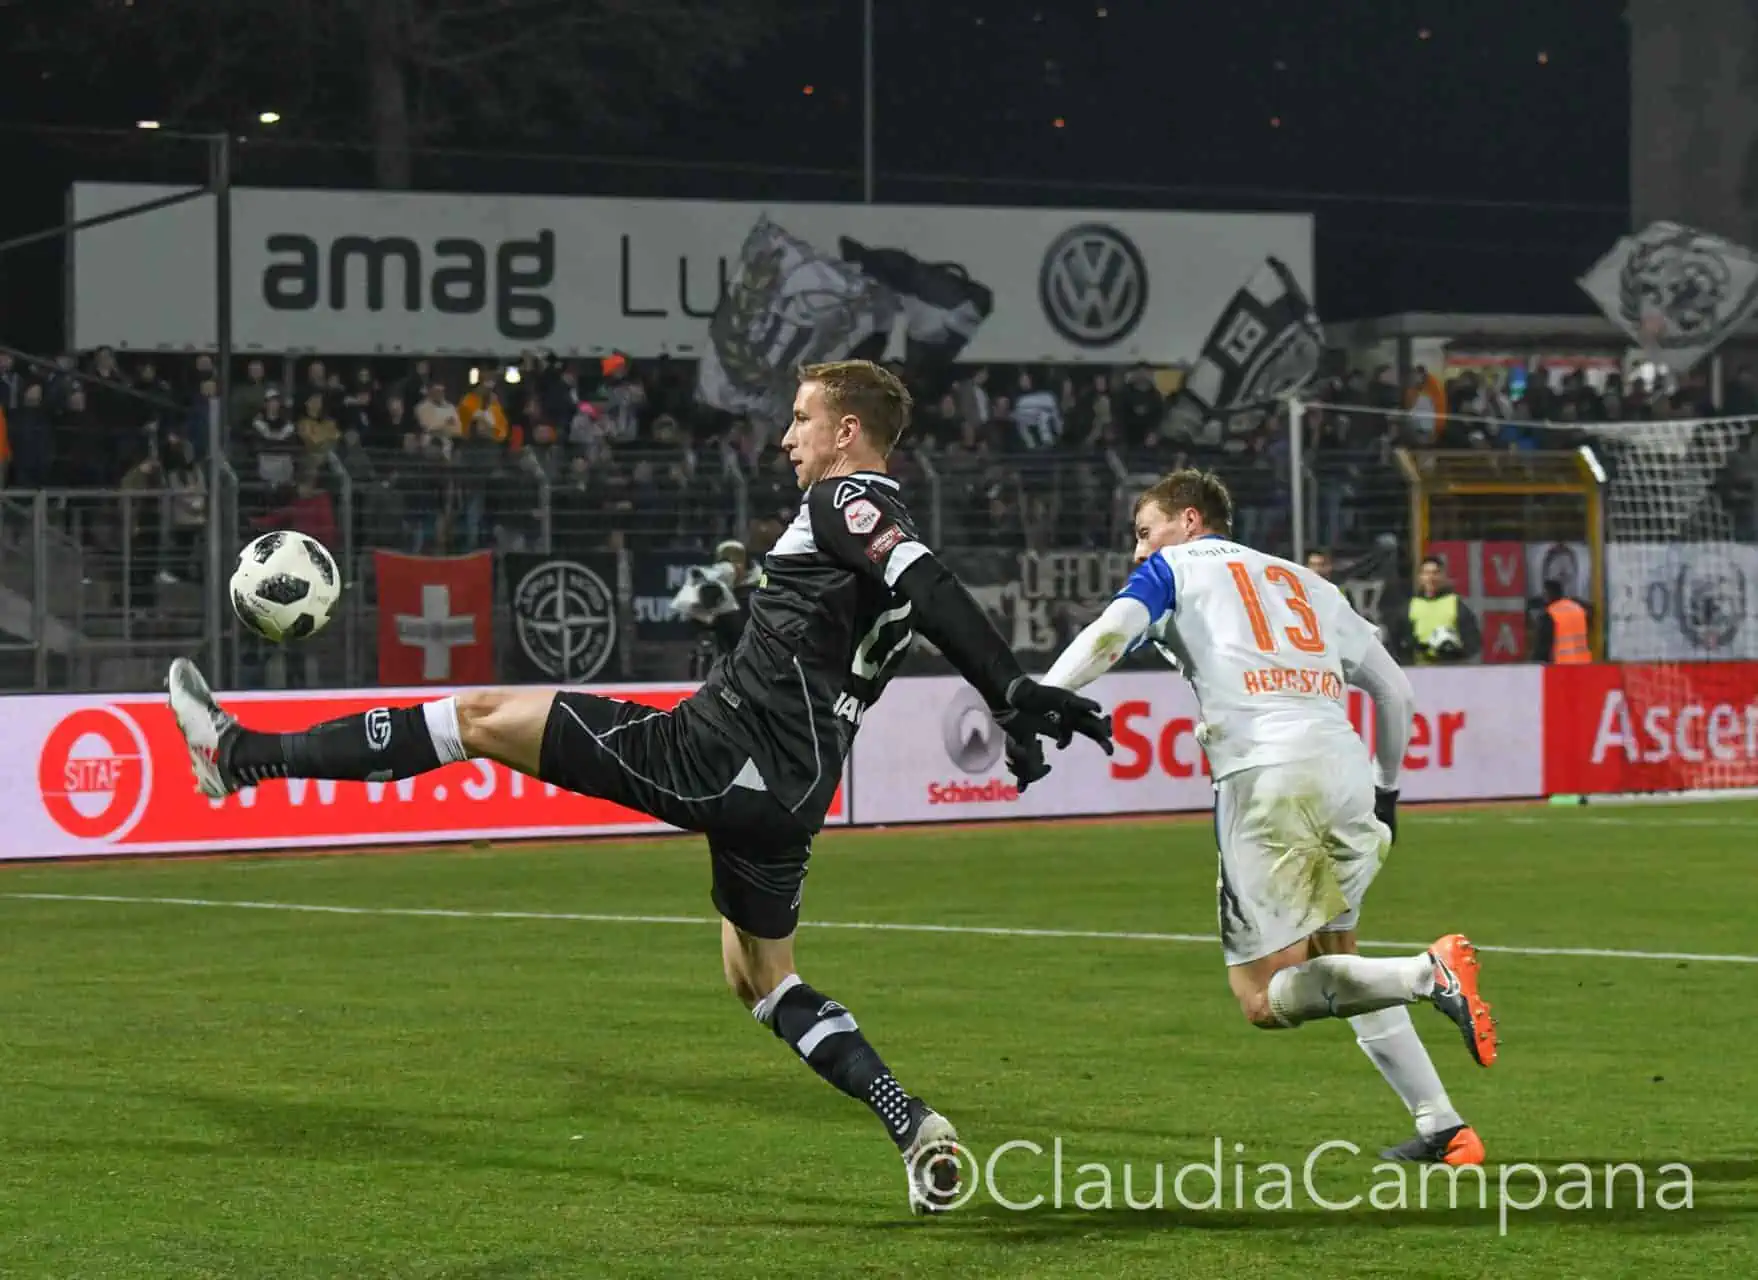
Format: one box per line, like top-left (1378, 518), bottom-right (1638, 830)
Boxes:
top-left (696, 471), bottom-right (926, 813)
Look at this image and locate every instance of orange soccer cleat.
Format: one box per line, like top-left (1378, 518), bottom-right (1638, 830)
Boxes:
top-left (1425, 933), bottom-right (1498, 1067)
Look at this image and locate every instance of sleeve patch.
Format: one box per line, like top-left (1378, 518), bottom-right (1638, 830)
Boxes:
top-left (866, 525), bottom-right (905, 561)
top-left (844, 498), bottom-right (882, 535)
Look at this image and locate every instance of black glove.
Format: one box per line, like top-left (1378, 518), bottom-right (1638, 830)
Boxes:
top-left (1001, 677), bottom-right (1115, 754)
top-left (1003, 730), bottom-right (1051, 791)
top-left (1374, 787), bottom-right (1398, 843)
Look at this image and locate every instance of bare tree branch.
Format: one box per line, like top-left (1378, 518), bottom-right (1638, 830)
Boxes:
top-left (26, 0), bottom-right (831, 184)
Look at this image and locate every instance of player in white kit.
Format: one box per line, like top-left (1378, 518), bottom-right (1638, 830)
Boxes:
top-left (1037, 470), bottom-right (1498, 1166)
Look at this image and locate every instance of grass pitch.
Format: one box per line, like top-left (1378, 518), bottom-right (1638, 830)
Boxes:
top-left (0, 803), bottom-right (1752, 1278)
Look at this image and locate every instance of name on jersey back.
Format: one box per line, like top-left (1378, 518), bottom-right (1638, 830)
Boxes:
top-left (1241, 667), bottom-right (1345, 699)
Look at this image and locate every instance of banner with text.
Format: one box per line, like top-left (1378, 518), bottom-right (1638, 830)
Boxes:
top-left (848, 665), bottom-right (1542, 824)
top-left (374, 550), bottom-right (494, 685)
top-left (9, 685), bottom-right (850, 860)
top-left (1542, 662), bottom-right (1758, 794)
top-left (70, 183), bottom-right (1313, 365)
top-left (630, 549), bottom-right (713, 646)
top-left (16, 662), bottom-right (1758, 858)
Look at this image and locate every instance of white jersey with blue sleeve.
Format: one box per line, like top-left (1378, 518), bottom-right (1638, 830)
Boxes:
top-left (1112, 536), bottom-right (1380, 780)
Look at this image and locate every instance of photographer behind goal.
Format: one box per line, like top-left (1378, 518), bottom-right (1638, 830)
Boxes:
top-left (671, 540), bottom-right (760, 678)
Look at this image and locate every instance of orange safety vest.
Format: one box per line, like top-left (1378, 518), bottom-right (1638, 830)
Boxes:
top-left (1547, 598), bottom-right (1590, 663)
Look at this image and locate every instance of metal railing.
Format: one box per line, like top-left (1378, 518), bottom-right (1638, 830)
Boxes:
top-left (13, 401), bottom-right (1741, 691)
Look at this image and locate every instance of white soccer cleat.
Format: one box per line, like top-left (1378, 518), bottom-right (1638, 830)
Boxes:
top-left (900, 1102), bottom-right (966, 1216)
top-left (167, 657), bottom-right (239, 799)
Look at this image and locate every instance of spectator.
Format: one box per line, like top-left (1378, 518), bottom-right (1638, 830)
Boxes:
top-left (375, 393), bottom-right (412, 452)
top-left (248, 388), bottom-right (299, 490)
top-left (339, 365), bottom-right (379, 439)
top-left (162, 430), bottom-right (207, 583)
top-left (8, 383), bottom-right (51, 487)
top-left (230, 358), bottom-right (270, 427)
top-left (458, 372), bottom-right (510, 444)
top-left (297, 390), bottom-right (341, 465)
top-left (186, 376), bottom-right (221, 460)
top-left (1530, 578), bottom-right (1591, 664)
top-left (1013, 374), bottom-right (1063, 450)
top-left (0, 354), bottom-right (20, 412)
top-left (456, 410), bottom-right (504, 548)
top-left (416, 381), bottom-right (462, 439)
top-left (1399, 555), bottom-right (1479, 665)
top-left (118, 448), bottom-right (165, 604)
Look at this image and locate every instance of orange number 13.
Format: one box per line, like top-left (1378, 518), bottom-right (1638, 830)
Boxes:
top-left (1226, 561), bottom-right (1325, 655)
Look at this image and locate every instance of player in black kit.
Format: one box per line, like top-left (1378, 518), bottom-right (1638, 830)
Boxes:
top-left (166, 358), bottom-right (1113, 1215)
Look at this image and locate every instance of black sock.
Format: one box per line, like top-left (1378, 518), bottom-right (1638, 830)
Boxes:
top-left (764, 979), bottom-right (917, 1147)
top-left (228, 705), bottom-right (445, 784)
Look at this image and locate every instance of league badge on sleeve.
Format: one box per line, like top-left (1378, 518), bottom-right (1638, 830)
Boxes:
top-left (844, 499), bottom-right (882, 535)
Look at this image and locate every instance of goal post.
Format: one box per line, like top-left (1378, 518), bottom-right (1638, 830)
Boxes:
top-left (1393, 442), bottom-right (1606, 661)
top-left (1295, 399), bottom-right (1758, 802)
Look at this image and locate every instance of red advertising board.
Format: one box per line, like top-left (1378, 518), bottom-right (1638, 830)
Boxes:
top-left (11, 686), bottom-right (847, 860)
top-left (1542, 662), bottom-right (1758, 794)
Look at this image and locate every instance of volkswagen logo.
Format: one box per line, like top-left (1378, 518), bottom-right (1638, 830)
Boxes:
top-left (1039, 223), bottom-right (1148, 348)
top-left (941, 686), bottom-right (1003, 774)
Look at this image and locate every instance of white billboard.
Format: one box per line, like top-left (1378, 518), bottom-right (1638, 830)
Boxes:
top-left (69, 183), bottom-right (1313, 363)
top-left (848, 666), bottom-right (1544, 825)
top-left (1607, 542), bottom-right (1758, 661)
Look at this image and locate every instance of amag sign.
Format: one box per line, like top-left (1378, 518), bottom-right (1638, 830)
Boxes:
top-left (70, 183), bottom-right (1314, 360)
top-left (261, 231), bottom-right (557, 343)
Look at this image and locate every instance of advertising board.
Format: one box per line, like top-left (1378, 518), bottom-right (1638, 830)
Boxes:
top-left (70, 183), bottom-right (1313, 365)
top-left (8, 685), bottom-right (847, 861)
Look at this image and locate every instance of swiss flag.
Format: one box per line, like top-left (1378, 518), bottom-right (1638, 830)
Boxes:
top-left (375, 550), bottom-right (495, 685)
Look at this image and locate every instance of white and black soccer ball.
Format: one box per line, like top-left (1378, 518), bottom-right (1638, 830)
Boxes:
top-left (229, 531), bottom-right (342, 642)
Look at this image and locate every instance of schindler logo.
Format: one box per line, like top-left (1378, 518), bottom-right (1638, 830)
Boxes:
top-left (261, 231), bottom-right (557, 341)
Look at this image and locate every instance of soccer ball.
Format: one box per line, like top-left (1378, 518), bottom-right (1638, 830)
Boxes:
top-left (1426, 625), bottom-right (1463, 657)
top-left (230, 531), bottom-right (342, 641)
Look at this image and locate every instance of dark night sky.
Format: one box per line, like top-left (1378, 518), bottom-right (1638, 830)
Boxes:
top-left (0, 0), bottom-right (1632, 350)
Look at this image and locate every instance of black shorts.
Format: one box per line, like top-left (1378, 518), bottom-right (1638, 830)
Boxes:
top-left (538, 690), bottom-right (815, 940)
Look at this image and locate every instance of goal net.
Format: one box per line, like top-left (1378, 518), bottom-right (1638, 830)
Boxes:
top-left (1568, 412), bottom-right (1757, 800)
top-left (1295, 400), bottom-right (1758, 800)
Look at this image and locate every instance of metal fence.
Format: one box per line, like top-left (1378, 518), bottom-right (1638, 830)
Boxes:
top-left (4, 401), bottom-right (1753, 692)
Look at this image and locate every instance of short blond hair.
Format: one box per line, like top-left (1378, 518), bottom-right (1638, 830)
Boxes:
top-left (798, 359), bottom-right (912, 457)
top-left (1134, 468), bottom-right (1233, 534)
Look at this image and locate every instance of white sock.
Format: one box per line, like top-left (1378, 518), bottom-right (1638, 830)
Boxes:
top-left (422, 697), bottom-right (468, 764)
top-left (1350, 1006), bottom-right (1464, 1137)
top-left (1266, 953), bottom-right (1433, 1026)
top-left (750, 973), bottom-right (802, 1025)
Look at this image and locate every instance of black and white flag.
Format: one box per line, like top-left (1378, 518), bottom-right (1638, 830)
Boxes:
top-left (1168, 256), bottom-right (1322, 434)
top-left (1578, 221), bottom-right (1758, 374)
top-left (697, 216), bottom-right (899, 428)
top-left (836, 237), bottom-right (995, 373)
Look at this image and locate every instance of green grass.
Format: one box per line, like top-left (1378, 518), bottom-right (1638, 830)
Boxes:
top-left (0, 802), bottom-right (1752, 1278)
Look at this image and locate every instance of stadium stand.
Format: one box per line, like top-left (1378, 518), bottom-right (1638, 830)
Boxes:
top-left (2, 344), bottom-right (1756, 691)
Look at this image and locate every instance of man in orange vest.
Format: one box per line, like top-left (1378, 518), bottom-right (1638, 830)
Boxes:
top-left (1532, 579), bottom-right (1591, 663)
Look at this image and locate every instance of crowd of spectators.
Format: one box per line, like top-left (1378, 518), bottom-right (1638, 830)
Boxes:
top-left (3, 343), bottom-right (1756, 596)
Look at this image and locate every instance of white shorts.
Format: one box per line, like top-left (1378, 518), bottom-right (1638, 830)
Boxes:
top-left (1212, 758), bottom-right (1391, 967)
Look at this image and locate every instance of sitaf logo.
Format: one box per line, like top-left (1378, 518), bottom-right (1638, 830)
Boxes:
top-left (36, 707), bottom-right (154, 842)
top-left (261, 230), bottom-right (558, 342)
